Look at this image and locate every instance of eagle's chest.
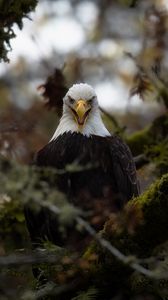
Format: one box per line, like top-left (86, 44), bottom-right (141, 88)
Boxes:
top-left (54, 133), bottom-right (115, 202)
top-left (56, 132), bottom-right (111, 168)
top-left (35, 132), bottom-right (135, 225)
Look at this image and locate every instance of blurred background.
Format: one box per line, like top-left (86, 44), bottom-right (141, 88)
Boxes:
top-left (0, 0), bottom-right (168, 172)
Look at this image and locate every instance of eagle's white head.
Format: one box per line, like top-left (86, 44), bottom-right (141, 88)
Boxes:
top-left (51, 83), bottom-right (110, 140)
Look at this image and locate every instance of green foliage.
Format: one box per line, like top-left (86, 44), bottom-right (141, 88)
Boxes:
top-left (0, 0), bottom-right (38, 62)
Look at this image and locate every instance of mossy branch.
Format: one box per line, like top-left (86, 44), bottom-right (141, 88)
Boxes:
top-left (126, 114), bottom-right (168, 174)
top-left (0, 155), bottom-right (168, 298)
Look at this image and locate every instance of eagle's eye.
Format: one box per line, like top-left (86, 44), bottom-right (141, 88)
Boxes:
top-left (88, 96), bottom-right (95, 104)
top-left (68, 96), bottom-right (75, 105)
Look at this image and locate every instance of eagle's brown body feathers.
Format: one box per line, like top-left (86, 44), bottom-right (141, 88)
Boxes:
top-left (25, 132), bottom-right (139, 250)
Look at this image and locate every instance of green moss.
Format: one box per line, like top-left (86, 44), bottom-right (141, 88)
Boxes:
top-left (102, 174), bottom-right (168, 258)
top-left (132, 174), bottom-right (168, 255)
top-left (145, 139), bottom-right (168, 175)
top-left (127, 114), bottom-right (168, 175)
top-left (80, 174), bottom-right (168, 298)
top-left (0, 155), bottom-right (168, 298)
top-left (126, 126), bottom-right (150, 155)
top-left (127, 115), bottom-right (168, 154)
top-left (86, 174), bottom-right (168, 296)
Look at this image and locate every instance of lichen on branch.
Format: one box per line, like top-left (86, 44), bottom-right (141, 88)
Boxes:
top-left (0, 155), bottom-right (168, 299)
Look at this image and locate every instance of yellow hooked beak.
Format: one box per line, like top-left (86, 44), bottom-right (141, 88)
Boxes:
top-left (72, 99), bottom-right (91, 126)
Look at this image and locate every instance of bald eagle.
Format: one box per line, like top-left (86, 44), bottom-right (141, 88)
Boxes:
top-left (25, 83), bottom-right (139, 252)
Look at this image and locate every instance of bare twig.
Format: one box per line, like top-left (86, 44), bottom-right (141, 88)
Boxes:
top-left (34, 161), bottom-right (99, 176)
top-left (0, 252), bottom-right (60, 267)
top-left (134, 153), bottom-right (149, 169)
top-left (76, 217), bottom-right (159, 279)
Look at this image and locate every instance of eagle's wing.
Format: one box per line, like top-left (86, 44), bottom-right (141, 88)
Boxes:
top-left (33, 140), bottom-right (58, 167)
top-left (25, 138), bottom-right (69, 252)
top-left (108, 135), bottom-right (140, 203)
top-left (34, 135), bottom-right (140, 203)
